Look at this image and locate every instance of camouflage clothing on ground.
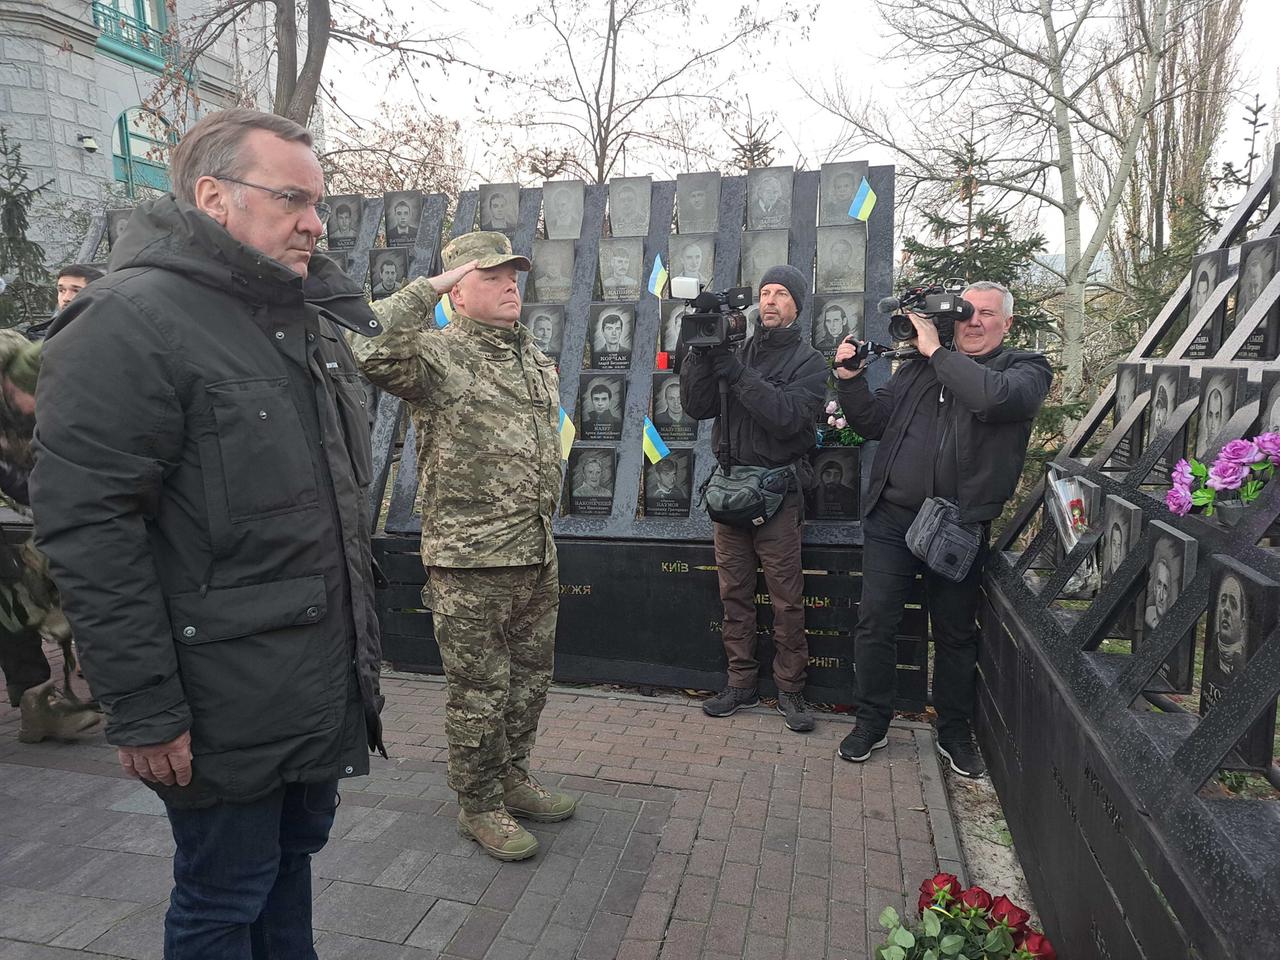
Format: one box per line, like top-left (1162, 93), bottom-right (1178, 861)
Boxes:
top-left (353, 237), bottom-right (564, 812)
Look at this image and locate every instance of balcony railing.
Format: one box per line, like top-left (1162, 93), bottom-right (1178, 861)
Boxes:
top-left (92, 2), bottom-right (176, 65)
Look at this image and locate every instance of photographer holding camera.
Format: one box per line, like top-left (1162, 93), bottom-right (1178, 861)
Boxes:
top-left (833, 281), bottom-right (1051, 776)
top-left (680, 266), bottom-right (827, 733)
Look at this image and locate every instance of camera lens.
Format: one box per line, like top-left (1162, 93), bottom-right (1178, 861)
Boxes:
top-left (888, 315), bottom-right (914, 341)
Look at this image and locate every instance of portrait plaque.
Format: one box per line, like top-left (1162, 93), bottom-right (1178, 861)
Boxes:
top-left (588, 305), bottom-right (635, 371)
top-left (668, 234), bottom-right (715, 288)
top-left (567, 448), bottom-right (616, 517)
top-left (651, 373), bottom-right (697, 443)
top-left (746, 166), bottom-right (794, 231)
top-left (1199, 556), bottom-right (1279, 770)
top-left (478, 183), bottom-right (520, 234)
top-left (1145, 363), bottom-right (1189, 483)
top-left (1258, 368), bottom-right (1280, 435)
top-left (660, 300), bottom-right (688, 354)
top-left (675, 172), bottom-right (720, 235)
top-left (578, 373), bottom-right (626, 442)
top-left (816, 225), bottom-right (867, 293)
top-left (369, 248), bottom-right (409, 301)
top-left (597, 238), bottom-right (644, 301)
top-left (740, 230), bottom-right (790, 292)
top-left (818, 161), bottom-right (869, 227)
top-left (1099, 494), bottom-right (1142, 638)
top-left (1234, 235), bottom-right (1279, 360)
top-left (1111, 362), bottom-right (1146, 470)
top-left (1134, 521), bottom-right (1198, 692)
top-left (644, 449), bottom-right (693, 518)
top-left (1194, 366), bottom-right (1248, 459)
top-left (608, 177), bottom-right (651, 237)
top-left (324, 195), bottom-right (362, 250)
top-left (531, 239), bottom-right (575, 304)
top-left (1184, 249), bottom-right (1226, 359)
top-left (105, 208), bottom-right (134, 249)
top-left (542, 180), bottom-right (584, 240)
top-left (382, 191), bottom-right (423, 247)
top-left (810, 448), bottom-right (861, 520)
top-left (811, 295), bottom-right (863, 357)
top-left (522, 304), bottom-right (565, 361)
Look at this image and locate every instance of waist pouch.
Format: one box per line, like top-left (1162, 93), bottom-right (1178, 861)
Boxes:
top-left (701, 463), bottom-right (794, 528)
top-left (905, 496), bottom-right (983, 582)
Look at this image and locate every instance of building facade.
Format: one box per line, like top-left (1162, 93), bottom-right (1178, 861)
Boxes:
top-left (0, 0), bottom-right (269, 264)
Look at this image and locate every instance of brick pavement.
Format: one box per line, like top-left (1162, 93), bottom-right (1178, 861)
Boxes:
top-left (0, 668), bottom-right (953, 959)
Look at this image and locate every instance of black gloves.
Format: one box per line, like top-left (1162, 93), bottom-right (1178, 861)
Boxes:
top-left (708, 349), bottom-right (744, 383)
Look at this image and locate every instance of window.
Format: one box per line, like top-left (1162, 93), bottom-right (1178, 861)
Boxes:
top-left (113, 108), bottom-right (176, 197)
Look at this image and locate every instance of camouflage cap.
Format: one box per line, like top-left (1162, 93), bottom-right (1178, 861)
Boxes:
top-left (442, 231), bottom-right (532, 272)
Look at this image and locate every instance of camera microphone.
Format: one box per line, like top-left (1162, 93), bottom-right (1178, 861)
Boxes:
top-left (877, 296), bottom-right (901, 314)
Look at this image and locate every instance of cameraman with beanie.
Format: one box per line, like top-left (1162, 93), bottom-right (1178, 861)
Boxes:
top-left (681, 266), bottom-right (827, 733)
top-left (833, 281), bottom-right (1051, 776)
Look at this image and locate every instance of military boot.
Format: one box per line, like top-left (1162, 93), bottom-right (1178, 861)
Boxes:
top-left (503, 772), bottom-right (577, 823)
top-left (18, 680), bottom-right (103, 744)
top-left (457, 807), bottom-right (539, 861)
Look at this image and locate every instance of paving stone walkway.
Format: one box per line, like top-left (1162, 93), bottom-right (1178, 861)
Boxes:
top-left (0, 667), bottom-right (959, 959)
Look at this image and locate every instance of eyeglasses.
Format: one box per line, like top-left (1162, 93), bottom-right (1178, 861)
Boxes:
top-left (214, 176), bottom-right (332, 224)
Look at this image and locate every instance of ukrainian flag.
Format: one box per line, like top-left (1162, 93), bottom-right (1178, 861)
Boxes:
top-left (433, 294), bottom-right (454, 328)
top-left (849, 178), bottom-right (877, 221)
top-left (648, 254), bottom-right (669, 298)
top-left (558, 407), bottom-right (575, 460)
top-left (642, 417), bottom-right (671, 464)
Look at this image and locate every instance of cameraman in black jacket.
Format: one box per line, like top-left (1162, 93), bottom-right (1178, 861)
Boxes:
top-left (681, 266), bottom-right (827, 733)
top-left (834, 281), bottom-right (1051, 776)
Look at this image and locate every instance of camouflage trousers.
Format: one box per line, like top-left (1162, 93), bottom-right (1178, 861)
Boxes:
top-left (0, 535), bottom-right (61, 700)
top-left (425, 555), bottom-right (559, 814)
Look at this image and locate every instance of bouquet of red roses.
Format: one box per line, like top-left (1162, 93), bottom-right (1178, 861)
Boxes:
top-left (876, 872), bottom-right (1055, 960)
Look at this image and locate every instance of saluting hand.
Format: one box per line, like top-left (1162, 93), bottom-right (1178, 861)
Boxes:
top-left (428, 260), bottom-right (479, 295)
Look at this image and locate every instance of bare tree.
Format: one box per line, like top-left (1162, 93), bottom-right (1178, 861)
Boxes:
top-left (814, 0), bottom-right (1192, 399)
top-left (504, 0), bottom-right (807, 183)
top-left (322, 107), bottom-right (468, 197)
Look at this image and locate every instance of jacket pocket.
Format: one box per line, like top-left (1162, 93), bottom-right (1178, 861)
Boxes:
top-left (207, 378), bottom-right (319, 520)
top-left (331, 372), bottom-right (373, 487)
top-left (168, 575), bottom-right (336, 753)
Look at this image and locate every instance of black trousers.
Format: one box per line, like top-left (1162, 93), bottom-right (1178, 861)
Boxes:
top-left (0, 625), bottom-right (50, 700)
top-left (855, 500), bottom-right (988, 741)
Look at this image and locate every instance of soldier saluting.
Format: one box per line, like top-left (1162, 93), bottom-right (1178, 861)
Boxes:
top-left (355, 231), bottom-right (575, 861)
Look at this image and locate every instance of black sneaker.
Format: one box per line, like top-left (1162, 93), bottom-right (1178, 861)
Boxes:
top-left (937, 738), bottom-right (986, 778)
top-left (776, 691), bottom-right (816, 732)
top-left (702, 685), bottom-right (759, 717)
top-left (837, 727), bottom-right (888, 762)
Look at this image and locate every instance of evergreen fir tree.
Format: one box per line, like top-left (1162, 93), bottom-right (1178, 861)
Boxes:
top-left (0, 126), bottom-right (53, 328)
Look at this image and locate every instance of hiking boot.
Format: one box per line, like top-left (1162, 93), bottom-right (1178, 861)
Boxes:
top-left (457, 807), bottom-right (539, 861)
top-left (503, 772), bottom-right (577, 822)
top-left (776, 691), bottom-right (816, 733)
top-left (937, 738), bottom-right (987, 778)
top-left (837, 726), bottom-right (888, 762)
top-left (702, 685), bottom-right (759, 717)
top-left (18, 680), bottom-right (103, 744)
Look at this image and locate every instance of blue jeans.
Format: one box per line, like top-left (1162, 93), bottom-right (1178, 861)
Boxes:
top-left (164, 780), bottom-right (339, 959)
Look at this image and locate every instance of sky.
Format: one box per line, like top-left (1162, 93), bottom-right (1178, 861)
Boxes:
top-left (325, 0), bottom-right (1280, 250)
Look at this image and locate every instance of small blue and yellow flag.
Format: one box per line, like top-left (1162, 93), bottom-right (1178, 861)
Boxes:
top-left (849, 178), bottom-right (877, 221)
top-left (647, 254), bottom-right (669, 298)
top-left (558, 407), bottom-right (576, 461)
top-left (642, 417), bottom-right (671, 464)
top-left (433, 294), bottom-right (454, 328)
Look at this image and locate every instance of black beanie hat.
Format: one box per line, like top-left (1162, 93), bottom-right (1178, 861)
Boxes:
top-left (759, 264), bottom-right (808, 314)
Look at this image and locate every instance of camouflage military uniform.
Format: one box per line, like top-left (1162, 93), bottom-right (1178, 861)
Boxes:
top-left (353, 234), bottom-right (563, 814)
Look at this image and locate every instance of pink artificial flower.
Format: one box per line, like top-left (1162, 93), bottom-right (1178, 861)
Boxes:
top-left (826, 400), bottom-right (839, 415)
top-left (827, 415), bottom-right (837, 427)
top-left (1171, 458), bottom-right (1193, 487)
top-left (835, 417), bottom-right (848, 429)
top-left (1255, 432), bottom-right (1280, 464)
top-left (1206, 459), bottom-right (1249, 491)
top-left (1165, 485), bottom-right (1193, 516)
top-left (1217, 439), bottom-right (1261, 467)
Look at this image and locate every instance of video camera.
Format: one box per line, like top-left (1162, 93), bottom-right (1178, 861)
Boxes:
top-left (881, 280), bottom-right (973, 345)
top-left (670, 276), bottom-right (751, 350)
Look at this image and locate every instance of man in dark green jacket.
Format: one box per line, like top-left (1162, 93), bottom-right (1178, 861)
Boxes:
top-left (30, 108), bottom-right (384, 960)
top-left (833, 281), bottom-right (1052, 778)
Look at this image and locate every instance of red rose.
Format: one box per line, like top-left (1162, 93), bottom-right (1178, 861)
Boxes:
top-left (990, 894), bottom-right (1031, 932)
top-left (1018, 932), bottom-right (1056, 959)
top-left (959, 886), bottom-right (993, 912)
top-left (916, 873), bottom-right (962, 914)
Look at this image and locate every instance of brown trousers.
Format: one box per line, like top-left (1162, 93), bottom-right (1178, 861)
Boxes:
top-left (712, 491), bottom-right (807, 692)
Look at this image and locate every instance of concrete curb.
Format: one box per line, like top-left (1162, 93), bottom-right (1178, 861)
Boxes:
top-left (914, 727), bottom-right (969, 886)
